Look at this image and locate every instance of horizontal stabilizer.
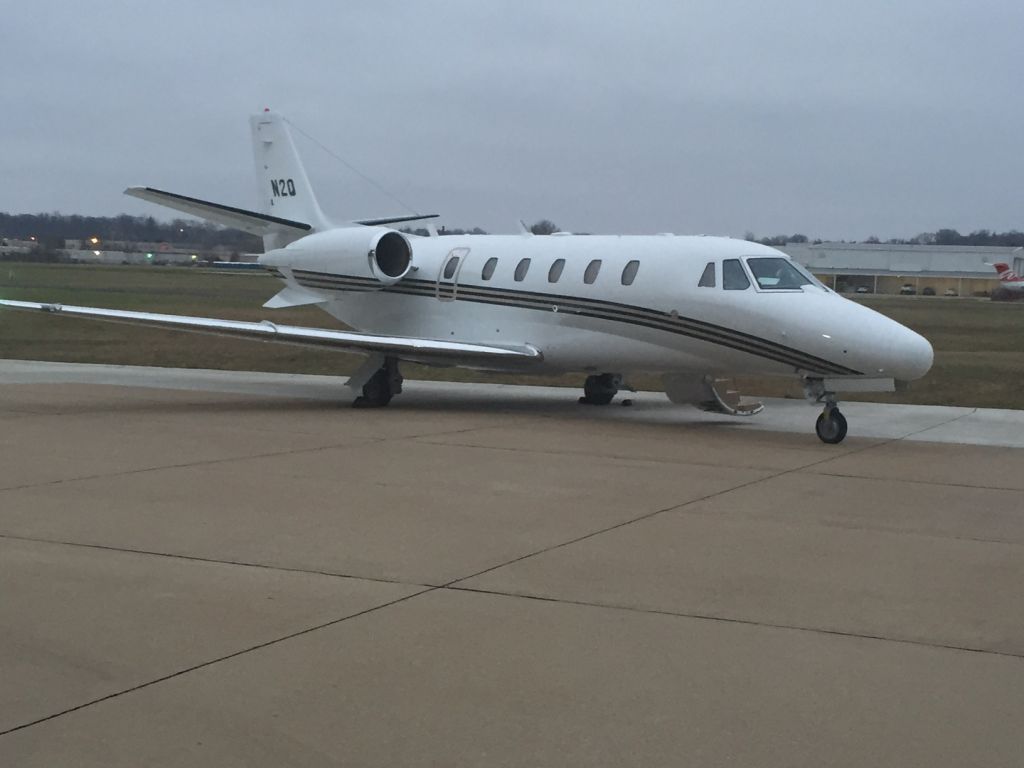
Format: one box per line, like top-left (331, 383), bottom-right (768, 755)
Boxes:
top-left (354, 213), bottom-right (440, 227)
top-left (0, 300), bottom-right (542, 364)
top-left (125, 187), bottom-right (312, 235)
top-left (126, 187), bottom-right (438, 235)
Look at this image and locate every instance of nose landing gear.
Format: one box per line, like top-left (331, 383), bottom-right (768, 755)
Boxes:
top-left (815, 402), bottom-right (848, 444)
top-left (805, 378), bottom-right (848, 444)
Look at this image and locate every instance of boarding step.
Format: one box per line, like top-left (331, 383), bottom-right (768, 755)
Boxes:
top-left (695, 378), bottom-right (765, 417)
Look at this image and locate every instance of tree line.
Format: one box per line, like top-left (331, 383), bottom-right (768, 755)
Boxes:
top-left (745, 229), bottom-right (1024, 247)
top-left (4, 212), bottom-right (1023, 250)
top-left (0, 212), bottom-right (260, 252)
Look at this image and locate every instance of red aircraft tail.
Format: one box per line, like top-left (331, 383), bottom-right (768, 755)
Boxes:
top-left (993, 263), bottom-right (1021, 281)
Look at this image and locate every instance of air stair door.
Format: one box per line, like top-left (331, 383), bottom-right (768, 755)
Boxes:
top-left (436, 248), bottom-right (469, 301)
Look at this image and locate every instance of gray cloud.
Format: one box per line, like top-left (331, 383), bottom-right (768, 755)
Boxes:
top-left (4, 0), bottom-right (1023, 239)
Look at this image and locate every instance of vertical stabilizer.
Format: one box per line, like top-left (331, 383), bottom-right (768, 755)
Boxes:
top-left (250, 110), bottom-right (330, 247)
top-left (993, 263), bottom-right (1021, 281)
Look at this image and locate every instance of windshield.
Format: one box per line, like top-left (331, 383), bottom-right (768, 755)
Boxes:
top-left (745, 257), bottom-right (813, 290)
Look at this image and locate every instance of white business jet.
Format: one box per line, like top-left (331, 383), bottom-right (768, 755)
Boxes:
top-left (0, 110), bottom-right (933, 443)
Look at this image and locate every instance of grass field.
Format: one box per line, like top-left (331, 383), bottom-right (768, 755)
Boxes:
top-left (2, 262), bottom-right (1023, 409)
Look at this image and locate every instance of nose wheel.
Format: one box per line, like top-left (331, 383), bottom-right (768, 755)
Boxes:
top-left (815, 405), bottom-right (848, 444)
top-left (805, 378), bottom-right (848, 444)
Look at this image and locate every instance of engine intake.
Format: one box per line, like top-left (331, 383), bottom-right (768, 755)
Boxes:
top-left (371, 231), bottom-right (412, 282)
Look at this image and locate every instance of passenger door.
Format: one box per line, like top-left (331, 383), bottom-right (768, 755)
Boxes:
top-left (436, 247), bottom-right (469, 302)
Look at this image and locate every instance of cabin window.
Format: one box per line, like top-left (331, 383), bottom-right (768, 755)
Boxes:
top-left (514, 258), bottom-right (531, 282)
top-left (722, 259), bottom-right (750, 290)
top-left (443, 256), bottom-right (460, 280)
top-left (548, 258), bottom-right (565, 283)
top-left (746, 257), bottom-right (814, 290)
top-left (481, 257), bottom-right (498, 280)
top-left (621, 260), bottom-right (640, 286)
top-left (698, 262), bottom-right (716, 287)
top-left (584, 259), bottom-right (602, 284)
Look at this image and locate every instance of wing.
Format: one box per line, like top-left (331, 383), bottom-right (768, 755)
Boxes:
top-left (0, 300), bottom-right (541, 364)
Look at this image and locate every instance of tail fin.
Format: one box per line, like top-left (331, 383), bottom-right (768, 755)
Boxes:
top-left (250, 110), bottom-right (330, 247)
top-left (993, 263), bottom-right (1021, 281)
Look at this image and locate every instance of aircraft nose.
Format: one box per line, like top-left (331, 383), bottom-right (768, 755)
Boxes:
top-left (890, 326), bottom-right (934, 381)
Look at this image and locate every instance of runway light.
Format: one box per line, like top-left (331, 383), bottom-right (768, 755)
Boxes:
top-left (93, 250), bottom-right (101, 256)
top-left (146, 253), bottom-right (153, 260)
top-left (191, 254), bottom-right (198, 260)
top-left (89, 236), bottom-right (99, 245)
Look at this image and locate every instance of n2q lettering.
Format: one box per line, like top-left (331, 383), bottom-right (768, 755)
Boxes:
top-left (271, 178), bottom-right (297, 197)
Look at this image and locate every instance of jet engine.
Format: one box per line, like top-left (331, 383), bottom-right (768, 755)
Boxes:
top-left (262, 226), bottom-right (414, 286)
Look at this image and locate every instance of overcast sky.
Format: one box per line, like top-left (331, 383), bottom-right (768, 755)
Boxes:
top-left (5, 0), bottom-right (1023, 239)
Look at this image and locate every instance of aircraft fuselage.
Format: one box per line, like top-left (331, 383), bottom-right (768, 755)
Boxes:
top-left (262, 231), bottom-right (934, 382)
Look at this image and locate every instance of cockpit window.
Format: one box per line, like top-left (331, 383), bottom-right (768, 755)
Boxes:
top-left (698, 262), bottom-right (715, 287)
top-left (746, 257), bottom-right (813, 290)
top-left (722, 259), bottom-right (750, 290)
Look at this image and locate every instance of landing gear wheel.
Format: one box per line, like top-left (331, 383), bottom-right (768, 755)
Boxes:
top-left (579, 373), bottom-right (620, 405)
top-left (815, 408), bottom-right (848, 444)
top-left (352, 358), bottom-right (402, 408)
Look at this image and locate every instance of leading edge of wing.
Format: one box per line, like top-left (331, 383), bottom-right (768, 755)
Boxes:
top-left (0, 300), bottom-right (542, 361)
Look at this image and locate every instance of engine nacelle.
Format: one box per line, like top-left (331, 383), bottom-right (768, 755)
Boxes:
top-left (264, 226), bottom-right (414, 286)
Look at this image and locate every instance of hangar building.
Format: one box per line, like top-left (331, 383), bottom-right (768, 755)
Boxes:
top-left (780, 242), bottom-right (1023, 296)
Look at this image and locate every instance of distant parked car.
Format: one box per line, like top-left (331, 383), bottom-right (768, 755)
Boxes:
top-left (922, 286), bottom-right (936, 296)
top-left (944, 288), bottom-right (958, 296)
top-left (899, 284), bottom-right (917, 295)
top-left (855, 286), bottom-right (870, 294)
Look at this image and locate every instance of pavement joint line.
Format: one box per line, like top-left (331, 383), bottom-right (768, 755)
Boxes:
top-left (441, 440), bottom-right (892, 590)
top-left (807, 469), bottom-right (1024, 493)
top-left (0, 532), bottom-right (435, 590)
top-left (445, 585), bottom-right (1024, 662)
top-left (0, 586), bottom-right (439, 739)
top-left (0, 442), bottom-right (382, 494)
top-left (669, 506), bottom-right (1024, 548)
top-left (410, 434), bottom-right (867, 471)
top-left (894, 405), bottom-right (979, 441)
top-left (0, 421), bottom-right (498, 494)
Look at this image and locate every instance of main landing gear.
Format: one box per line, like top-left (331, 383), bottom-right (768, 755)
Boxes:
top-left (352, 357), bottom-right (403, 408)
top-left (805, 378), bottom-right (848, 444)
top-left (579, 373), bottom-right (622, 405)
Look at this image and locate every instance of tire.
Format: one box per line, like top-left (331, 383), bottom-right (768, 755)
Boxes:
top-left (815, 409), bottom-right (848, 444)
top-left (355, 367), bottom-right (394, 407)
top-left (582, 374), bottom-right (618, 405)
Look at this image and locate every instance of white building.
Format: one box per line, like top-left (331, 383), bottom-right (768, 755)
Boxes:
top-left (780, 242), bottom-right (1022, 296)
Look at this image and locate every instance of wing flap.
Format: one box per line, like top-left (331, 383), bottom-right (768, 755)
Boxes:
top-left (0, 300), bottom-right (542, 362)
